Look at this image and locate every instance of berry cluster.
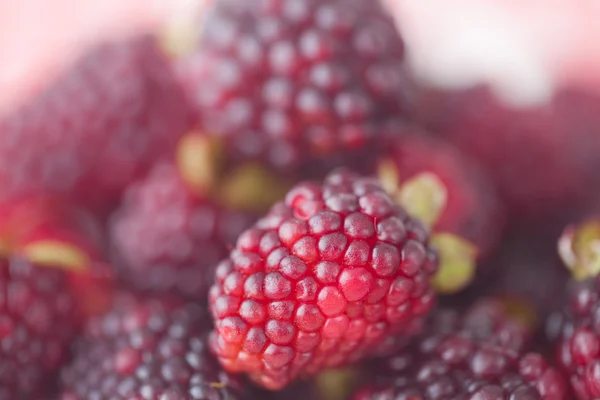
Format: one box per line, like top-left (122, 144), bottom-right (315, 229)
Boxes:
top-left (0, 0), bottom-right (599, 399)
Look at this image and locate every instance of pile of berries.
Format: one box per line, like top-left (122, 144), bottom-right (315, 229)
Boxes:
top-left (2, 0), bottom-right (600, 399)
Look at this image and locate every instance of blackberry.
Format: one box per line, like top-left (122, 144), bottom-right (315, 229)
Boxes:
top-left (178, 0), bottom-right (410, 174)
top-left (209, 168), bottom-right (438, 390)
top-left (59, 292), bottom-right (251, 400)
top-left (354, 299), bottom-right (568, 399)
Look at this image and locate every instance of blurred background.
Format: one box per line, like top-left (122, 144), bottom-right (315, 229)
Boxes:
top-left (2, 0), bottom-right (600, 114)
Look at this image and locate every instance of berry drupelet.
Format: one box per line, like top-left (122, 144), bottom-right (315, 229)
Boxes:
top-left (377, 132), bottom-right (505, 294)
top-left (547, 218), bottom-right (600, 399)
top-left (177, 0), bottom-right (410, 174)
top-left (0, 34), bottom-right (190, 211)
top-left (59, 292), bottom-right (251, 400)
top-left (354, 298), bottom-right (568, 400)
top-left (209, 169), bottom-right (438, 390)
top-left (109, 161), bottom-right (257, 300)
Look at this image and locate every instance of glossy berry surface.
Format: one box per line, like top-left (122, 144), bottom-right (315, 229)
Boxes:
top-left (354, 299), bottom-right (568, 400)
top-left (547, 276), bottom-right (600, 399)
top-left (0, 35), bottom-right (190, 210)
top-left (0, 257), bottom-right (78, 400)
top-left (179, 0), bottom-right (409, 173)
top-left (60, 293), bottom-right (250, 400)
top-left (110, 162), bottom-right (256, 300)
top-left (209, 169), bottom-right (438, 390)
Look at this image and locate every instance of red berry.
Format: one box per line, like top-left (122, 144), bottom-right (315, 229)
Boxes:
top-left (177, 0), bottom-right (410, 175)
top-left (209, 169), bottom-right (438, 390)
top-left (110, 162), bottom-right (256, 300)
top-left (0, 35), bottom-right (190, 210)
top-left (353, 299), bottom-right (568, 400)
top-left (59, 292), bottom-right (255, 400)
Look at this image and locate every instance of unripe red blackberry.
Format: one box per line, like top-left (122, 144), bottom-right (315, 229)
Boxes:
top-left (354, 299), bottom-right (568, 400)
top-left (209, 169), bottom-right (438, 390)
top-left (177, 0), bottom-right (411, 174)
top-left (59, 292), bottom-right (253, 400)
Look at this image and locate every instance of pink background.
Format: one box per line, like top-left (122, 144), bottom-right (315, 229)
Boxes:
top-left (385, 0), bottom-right (600, 105)
top-left (1, 0), bottom-right (599, 113)
top-left (0, 0), bottom-right (207, 114)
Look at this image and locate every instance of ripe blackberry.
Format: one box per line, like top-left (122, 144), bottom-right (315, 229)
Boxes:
top-left (0, 34), bottom-right (190, 210)
top-left (377, 132), bottom-right (505, 293)
top-left (209, 168), bottom-right (438, 390)
top-left (425, 86), bottom-right (600, 218)
top-left (0, 257), bottom-right (78, 400)
top-left (354, 299), bottom-right (568, 400)
top-left (546, 219), bottom-right (600, 399)
top-left (59, 292), bottom-right (251, 400)
top-left (109, 162), bottom-right (256, 300)
top-left (178, 0), bottom-right (410, 174)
